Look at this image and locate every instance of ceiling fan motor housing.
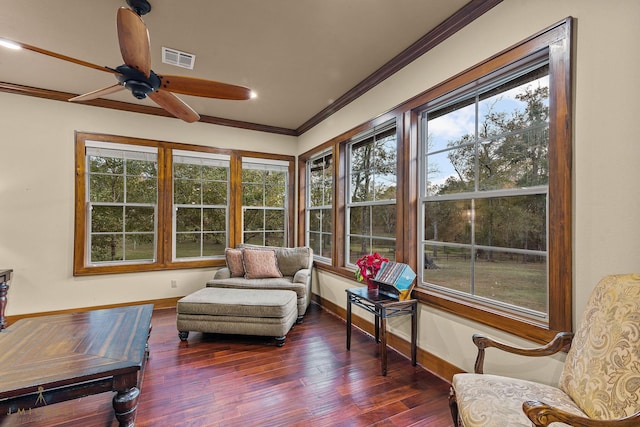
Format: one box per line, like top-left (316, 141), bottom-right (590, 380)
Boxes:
top-left (115, 65), bottom-right (160, 99)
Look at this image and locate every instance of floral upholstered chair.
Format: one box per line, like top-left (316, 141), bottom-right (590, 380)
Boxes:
top-left (449, 273), bottom-right (640, 426)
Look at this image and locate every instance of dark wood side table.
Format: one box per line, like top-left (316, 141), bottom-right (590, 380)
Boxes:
top-left (346, 287), bottom-right (417, 376)
top-left (0, 269), bottom-right (12, 330)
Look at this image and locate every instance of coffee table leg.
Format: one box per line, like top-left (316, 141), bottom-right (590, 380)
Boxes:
top-left (113, 387), bottom-right (140, 427)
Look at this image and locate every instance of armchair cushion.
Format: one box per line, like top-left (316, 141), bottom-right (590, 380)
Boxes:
top-left (558, 273), bottom-right (640, 420)
top-left (225, 248), bottom-right (245, 277)
top-left (453, 373), bottom-right (583, 426)
top-left (242, 248), bottom-right (282, 279)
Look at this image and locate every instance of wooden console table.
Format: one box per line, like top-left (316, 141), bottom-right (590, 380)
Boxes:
top-left (0, 304), bottom-right (153, 426)
top-left (0, 269), bottom-right (12, 330)
top-left (346, 287), bottom-right (417, 376)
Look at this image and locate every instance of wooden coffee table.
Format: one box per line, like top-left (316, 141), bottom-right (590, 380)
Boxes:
top-left (0, 304), bottom-right (153, 427)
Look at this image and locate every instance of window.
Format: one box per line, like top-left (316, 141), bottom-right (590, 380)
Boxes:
top-left (306, 149), bottom-right (333, 261)
top-left (241, 158), bottom-right (289, 246)
top-left (85, 141), bottom-right (158, 264)
top-left (74, 133), bottom-right (295, 275)
top-left (173, 151), bottom-right (229, 260)
top-left (298, 19), bottom-right (571, 341)
top-left (420, 56), bottom-right (550, 319)
top-left (346, 121), bottom-right (397, 264)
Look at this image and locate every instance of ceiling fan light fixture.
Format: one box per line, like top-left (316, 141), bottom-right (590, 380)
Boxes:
top-left (0, 38), bottom-right (21, 50)
top-left (124, 80), bottom-right (154, 99)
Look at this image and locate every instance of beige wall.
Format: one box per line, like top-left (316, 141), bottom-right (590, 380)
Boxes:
top-left (2, 0), bottom-right (639, 384)
top-left (0, 94), bottom-right (297, 315)
top-left (301, 0), bottom-right (640, 383)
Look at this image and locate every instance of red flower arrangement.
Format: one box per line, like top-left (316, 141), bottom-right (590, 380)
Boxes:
top-left (355, 252), bottom-right (389, 291)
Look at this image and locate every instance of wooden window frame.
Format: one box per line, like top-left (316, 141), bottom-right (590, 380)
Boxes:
top-left (74, 132), bottom-right (295, 276)
top-left (298, 18), bottom-right (572, 343)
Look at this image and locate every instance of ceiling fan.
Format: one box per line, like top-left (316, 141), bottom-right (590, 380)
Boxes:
top-left (0, 0), bottom-right (253, 123)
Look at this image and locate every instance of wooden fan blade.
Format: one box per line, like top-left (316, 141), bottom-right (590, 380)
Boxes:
top-left (149, 90), bottom-right (200, 123)
top-left (117, 7), bottom-right (151, 77)
top-left (158, 75), bottom-right (252, 100)
top-left (0, 37), bottom-right (118, 74)
top-left (69, 84), bottom-right (125, 102)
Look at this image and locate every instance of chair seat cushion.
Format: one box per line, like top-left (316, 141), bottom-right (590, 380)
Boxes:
top-left (452, 373), bottom-right (586, 427)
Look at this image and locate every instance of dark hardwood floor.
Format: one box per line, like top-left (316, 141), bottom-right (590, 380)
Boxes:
top-left (0, 303), bottom-right (454, 426)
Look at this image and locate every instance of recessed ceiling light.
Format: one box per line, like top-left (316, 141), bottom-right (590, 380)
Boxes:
top-left (0, 38), bottom-right (21, 50)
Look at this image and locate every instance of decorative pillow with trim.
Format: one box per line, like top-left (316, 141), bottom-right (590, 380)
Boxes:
top-left (225, 248), bottom-right (245, 278)
top-left (242, 248), bottom-right (283, 279)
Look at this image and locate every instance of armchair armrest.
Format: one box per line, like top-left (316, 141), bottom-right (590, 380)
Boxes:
top-left (213, 267), bottom-right (231, 280)
top-left (293, 268), bottom-right (311, 284)
top-left (473, 332), bottom-right (574, 374)
top-left (523, 401), bottom-right (640, 427)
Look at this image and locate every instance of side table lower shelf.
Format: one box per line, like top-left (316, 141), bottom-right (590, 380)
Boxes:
top-left (346, 287), bottom-right (417, 376)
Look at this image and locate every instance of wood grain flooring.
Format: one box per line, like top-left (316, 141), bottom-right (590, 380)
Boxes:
top-left (0, 303), bottom-right (454, 426)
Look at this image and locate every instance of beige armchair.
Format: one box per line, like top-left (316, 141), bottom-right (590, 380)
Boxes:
top-left (449, 274), bottom-right (640, 426)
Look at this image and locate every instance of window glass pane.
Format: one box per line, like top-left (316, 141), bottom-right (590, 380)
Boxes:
top-left (92, 206), bottom-right (123, 232)
top-left (175, 207), bottom-right (201, 233)
top-left (265, 232), bottom-right (284, 247)
top-left (125, 206), bottom-right (155, 232)
top-left (423, 200), bottom-right (472, 244)
top-left (175, 234), bottom-right (201, 258)
top-left (242, 183), bottom-right (264, 206)
top-left (265, 185), bottom-right (285, 207)
top-left (474, 195), bottom-right (547, 250)
top-left (127, 176), bottom-right (157, 203)
top-left (265, 170), bottom-right (286, 186)
top-left (202, 181), bottom-right (227, 205)
top-left (473, 250), bottom-right (547, 314)
top-left (349, 206), bottom-right (369, 236)
top-left (202, 208), bottom-right (225, 232)
top-left (375, 172), bottom-right (396, 201)
top-left (265, 210), bottom-right (284, 231)
top-left (124, 234), bottom-right (154, 260)
top-left (173, 162), bottom-right (199, 180)
top-left (349, 236), bottom-right (370, 264)
top-left (422, 244), bottom-right (472, 293)
top-left (91, 234), bottom-right (123, 262)
top-left (308, 232), bottom-right (320, 255)
top-left (244, 232), bottom-right (264, 245)
top-left (174, 180), bottom-right (199, 205)
top-left (372, 205), bottom-right (396, 238)
top-left (89, 156), bottom-right (123, 174)
top-left (244, 209), bottom-right (264, 231)
top-left (427, 103), bottom-right (476, 152)
top-left (425, 147), bottom-right (474, 196)
top-left (309, 210), bottom-right (321, 234)
top-left (321, 208), bottom-right (332, 233)
top-left (242, 169), bottom-right (264, 183)
top-left (90, 175), bottom-right (124, 203)
top-left (203, 233), bottom-right (226, 257)
top-left (371, 238), bottom-right (396, 262)
top-left (350, 170), bottom-right (374, 202)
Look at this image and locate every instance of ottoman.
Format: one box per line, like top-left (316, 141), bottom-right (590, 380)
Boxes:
top-left (176, 287), bottom-right (298, 347)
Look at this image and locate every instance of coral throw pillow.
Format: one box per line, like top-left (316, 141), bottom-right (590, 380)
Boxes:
top-left (243, 249), bottom-right (282, 279)
top-left (225, 248), bottom-right (245, 277)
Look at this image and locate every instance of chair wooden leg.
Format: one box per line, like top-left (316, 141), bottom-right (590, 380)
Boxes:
top-left (449, 386), bottom-right (460, 427)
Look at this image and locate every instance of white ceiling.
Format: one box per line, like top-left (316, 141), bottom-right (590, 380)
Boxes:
top-left (1, 0), bottom-right (474, 131)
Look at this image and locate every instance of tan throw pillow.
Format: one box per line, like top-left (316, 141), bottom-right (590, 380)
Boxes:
top-left (225, 248), bottom-right (245, 277)
top-left (242, 248), bottom-right (282, 279)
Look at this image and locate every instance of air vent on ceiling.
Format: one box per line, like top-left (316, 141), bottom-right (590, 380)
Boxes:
top-left (161, 47), bottom-right (195, 70)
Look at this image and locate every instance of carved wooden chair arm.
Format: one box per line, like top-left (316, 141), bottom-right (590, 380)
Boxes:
top-left (523, 401), bottom-right (640, 426)
top-left (472, 331), bottom-right (574, 374)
